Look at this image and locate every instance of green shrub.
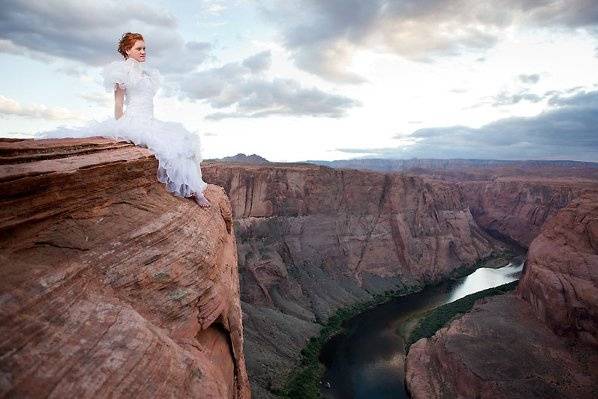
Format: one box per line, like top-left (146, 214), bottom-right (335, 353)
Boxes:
top-left (279, 250), bottom-right (517, 398)
top-left (405, 280), bottom-right (518, 351)
top-left (280, 284), bottom-right (419, 398)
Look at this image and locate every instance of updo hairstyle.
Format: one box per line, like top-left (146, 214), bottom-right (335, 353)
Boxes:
top-left (118, 32), bottom-right (144, 59)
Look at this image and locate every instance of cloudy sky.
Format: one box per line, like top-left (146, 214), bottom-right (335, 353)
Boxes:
top-left (1, 0), bottom-right (597, 161)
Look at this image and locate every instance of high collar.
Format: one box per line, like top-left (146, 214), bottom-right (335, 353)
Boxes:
top-left (125, 57), bottom-right (144, 70)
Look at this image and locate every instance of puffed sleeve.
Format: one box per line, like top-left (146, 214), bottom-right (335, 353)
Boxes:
top-left (101, 60), bottom-right (129, 92)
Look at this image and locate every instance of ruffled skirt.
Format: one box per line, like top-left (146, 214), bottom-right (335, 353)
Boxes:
top-left (36, 114), bottom-right (207, 198)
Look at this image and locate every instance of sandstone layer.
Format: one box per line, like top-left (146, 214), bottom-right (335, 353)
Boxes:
top-left (518, 191), bottom-right (598, 345)
top-left (202, 161), bottom-right (508, 396)
top-left (405, 192), bottom-right (598, 399)
top-left (458, 179), bottom-right (592, 246)
top-left (406, 294), bottom-right (598, 398)
top-left (0, 138), bottom-right (250, 398)
top-left (323, 159), bottom-right (598, 248)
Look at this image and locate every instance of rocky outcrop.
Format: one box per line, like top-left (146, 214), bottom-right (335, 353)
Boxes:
top-left (217, 153), bottom-right (270, 164)
top-left (202, 162), bottom-right (508, 396)
top-left (518, 191), bottom-right (598, 345)
top-left (0, 138), bottom-right (250, 398)
top-left (459, 179), bottom-right (592, 246)
top-left (405, 192), bottom-right (598, 399)
top-left (406, 294), bottom-right (598, 398)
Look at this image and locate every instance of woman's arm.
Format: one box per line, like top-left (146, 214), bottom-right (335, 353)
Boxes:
top-left (114, 84), bottom-right (125, 119)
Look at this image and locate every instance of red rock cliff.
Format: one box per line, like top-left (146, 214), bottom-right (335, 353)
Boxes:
top-left (0, 138), bottom-right (250, 398)
top-left (202, 162), bottom-right (508, 397)
top-left (405, 191), bottom-right (598, 399)
top-left (204, 162), bottom-right (505, 285)
top-left (458, 179), bottom-right (593, 246)
top-left (517, 191), bottom-right (598, 345)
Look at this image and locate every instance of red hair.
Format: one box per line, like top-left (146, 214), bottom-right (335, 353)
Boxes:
top-left (118, 32), bottom-right (144, 59)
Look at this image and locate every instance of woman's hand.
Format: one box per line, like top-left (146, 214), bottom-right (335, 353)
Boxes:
top-left (114, 84), bottom-right (125, 119)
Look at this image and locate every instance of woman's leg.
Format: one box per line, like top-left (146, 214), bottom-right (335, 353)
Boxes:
top-left (194, 163), bottom-right (210, 207)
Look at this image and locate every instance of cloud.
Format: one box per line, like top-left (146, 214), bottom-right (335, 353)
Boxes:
top-left (180, 51), bottom-right (359, 119)
top-left (338, 89), bottom-right (598, 161)
top-left (0, 0), bottom-right (211, 75)
top-left (79, 92), bottom-right (111, 107)
top-left (201, 0), bottom-right (228, 16)
top-left (518, 73), bottom-right (540, 84)
top-left (547, 89), bottom-right (598, 107)
top-left (0, 38), bottom-right (55, 62)
top-left (0, 95), bottom-right (82, 120)
top-left (242, 50), bottom-right (272, 73)
top-left (258, 0), bottom-right (598, 83)
top-left (492, 89), bottom-right (543, 106)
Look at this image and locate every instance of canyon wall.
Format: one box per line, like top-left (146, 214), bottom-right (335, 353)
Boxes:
top-left (405, 191), bottom-right (598, 398)
top-left (518, 191), bottom-right (598, 345)
top-left (309, 158), bottom-right (598, 179)
top-left (202, 162), bottom-right (507, 397)
top-left (458, 179), bottom-right (593, 246)
top-left (312, 157), bottom-right (598, 248)
top-left (0, 138), bottom-right (250, 398)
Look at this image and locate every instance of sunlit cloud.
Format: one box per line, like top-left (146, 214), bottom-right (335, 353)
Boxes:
top-left (0, 95), bottom-right (83, 121)
top-left (180, 51), bottom-right (360, 119)
top-left (338, 89), bottom-right (598, 161)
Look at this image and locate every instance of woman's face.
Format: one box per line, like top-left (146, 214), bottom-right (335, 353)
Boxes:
top-left (126, 40), bottom-right (146, 62)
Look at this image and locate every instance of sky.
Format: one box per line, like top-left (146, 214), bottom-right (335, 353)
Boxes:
top-left (1, 0), bottom-right (597, 162)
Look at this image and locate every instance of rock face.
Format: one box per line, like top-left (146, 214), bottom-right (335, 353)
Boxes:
top-left (518, 192), bottom-right (598, 346)
top-left (0, 138), bottom-right (250, 398)
top-left (202, 162), bottom-right (507, 396)
top-left (405, 192), bottom-right (598, 399)
top-left (327, 160), bottom-right (598, 248)
top-left (459, 179), bottom-right (592, 246)
top-left (406, 294), bottom-right (598, 398)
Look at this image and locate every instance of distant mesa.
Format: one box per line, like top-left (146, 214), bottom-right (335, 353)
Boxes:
top-left (307, 157), bottom-right (598, 173)
top-left (217, 153), bottom-right (270, 164)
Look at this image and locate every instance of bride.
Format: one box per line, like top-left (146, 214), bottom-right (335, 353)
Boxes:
top-left (37, 32), bottom-right (210, 207)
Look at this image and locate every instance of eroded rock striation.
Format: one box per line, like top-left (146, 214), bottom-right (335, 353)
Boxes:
top-left (314, 158), bottom-right (598, 248)
top-left (202, 162), bottom-right (508, 396)
top-left (405, 192), bottom-right (598, 399)
top-left (459, 179), bottom-right (592, 247)
top-left (0, 138), bottom-right (250, 398)
top-left (518, 191), bottom-right (598, 345)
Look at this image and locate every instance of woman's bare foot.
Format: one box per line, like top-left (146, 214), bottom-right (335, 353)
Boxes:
top-left (194, 194), bottom-right (210, 208)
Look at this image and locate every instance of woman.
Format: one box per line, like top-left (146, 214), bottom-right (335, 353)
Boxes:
top-left (37, 32), bottom-right (210, 207)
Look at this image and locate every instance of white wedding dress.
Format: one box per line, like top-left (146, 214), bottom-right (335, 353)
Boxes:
top-left (37, 57), bottom-right (207, 199)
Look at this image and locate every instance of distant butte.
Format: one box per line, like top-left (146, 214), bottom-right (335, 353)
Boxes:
top-left (215, 153), bottom-right (270, 164)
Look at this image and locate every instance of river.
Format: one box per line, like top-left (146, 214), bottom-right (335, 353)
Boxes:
top-left (319, 257), bottom-right (525, 398)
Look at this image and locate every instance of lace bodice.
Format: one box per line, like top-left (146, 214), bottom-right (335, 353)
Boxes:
top-left (101, 58), bottom-right (161, 118)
